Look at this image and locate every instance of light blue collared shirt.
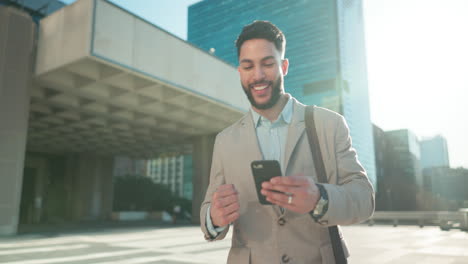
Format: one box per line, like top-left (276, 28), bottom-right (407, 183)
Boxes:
top-left (250, 96), bottom-right (293, 174)
top-left (206, 96), bottom-right (293, 238)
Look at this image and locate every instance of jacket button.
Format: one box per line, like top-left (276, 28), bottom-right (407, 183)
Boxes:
top-left (282, 254), bottom-right (290, 263)
top-left (278, 218), bottom-right (286, 226)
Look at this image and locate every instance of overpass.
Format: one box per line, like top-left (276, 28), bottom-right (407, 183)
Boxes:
top-left (0, 0), bottom-right (249, 235)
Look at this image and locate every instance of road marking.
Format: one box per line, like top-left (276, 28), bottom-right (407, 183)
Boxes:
top-left (0, 248), bottom-right (149, 264)
top-left (0, 237), bottom-right (78, 249)
top-left (0, 244), bottom-right (89, 255)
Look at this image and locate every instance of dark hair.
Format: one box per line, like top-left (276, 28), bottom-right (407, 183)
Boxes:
top-left (235, 20), bottom-right (286, 58)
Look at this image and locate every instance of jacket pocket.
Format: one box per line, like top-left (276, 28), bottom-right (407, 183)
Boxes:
top-left (320, 243), bottom-right (335, 264)
top-left (227, 247), bottom-right (251, 264)
top-left (320, 239), bottom-right (350, 264)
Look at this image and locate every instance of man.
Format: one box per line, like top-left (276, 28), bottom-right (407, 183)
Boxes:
top-left (200, 20), bottom-right (374, 263)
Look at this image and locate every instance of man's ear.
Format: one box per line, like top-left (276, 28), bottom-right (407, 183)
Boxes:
top-left (281, 58), bottom-right (289, 76)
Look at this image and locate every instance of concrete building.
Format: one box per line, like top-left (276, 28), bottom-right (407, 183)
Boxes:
top-left (0, 0), bottom-right (249, 235)
top-left (188, 0), bottom-right (377, 188)
top-left (420, 135), bottom-right (450, 169)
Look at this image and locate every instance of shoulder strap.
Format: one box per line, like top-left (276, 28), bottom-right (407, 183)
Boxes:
top-left (305, 105), bottom-right (348, 264)
top-left (304, 105), bottom-right (327, 183)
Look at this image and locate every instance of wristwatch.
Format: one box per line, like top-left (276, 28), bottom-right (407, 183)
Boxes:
top-left (310, 184), bottom-right (329, 221)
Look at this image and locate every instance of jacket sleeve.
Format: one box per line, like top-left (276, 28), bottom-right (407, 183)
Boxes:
top-left (315, 113), bottom-right (375, 226)
top-left (200, 134), bottom-right (230, 241)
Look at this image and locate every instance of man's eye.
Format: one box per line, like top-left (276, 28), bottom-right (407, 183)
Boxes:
top-left (243, 66), bottom-right (253, 70)
top-left (264, 63), bottom-right (275, 67)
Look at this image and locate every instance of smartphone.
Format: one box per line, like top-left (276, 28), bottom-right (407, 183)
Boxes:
top-left (251, 160), bottom-right (283, 205)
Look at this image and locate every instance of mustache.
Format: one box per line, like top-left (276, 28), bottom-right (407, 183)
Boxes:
top-left (249, 81), bottom-right (272, 89)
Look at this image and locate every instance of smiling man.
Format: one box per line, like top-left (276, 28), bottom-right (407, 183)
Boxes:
top-left (200, 21), bottom-right (375, 264)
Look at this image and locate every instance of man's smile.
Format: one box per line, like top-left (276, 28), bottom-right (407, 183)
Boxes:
top-left (250, 82), bottom-right (272, 94)
top-left (253, 84), bottom-right (269, 91)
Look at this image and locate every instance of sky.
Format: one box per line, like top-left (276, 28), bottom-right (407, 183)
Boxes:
top-left (60, 0), bottom-right (467, 169)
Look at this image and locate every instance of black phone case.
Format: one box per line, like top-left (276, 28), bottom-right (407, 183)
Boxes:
top-left (251, 160), bottom-right (283, 205)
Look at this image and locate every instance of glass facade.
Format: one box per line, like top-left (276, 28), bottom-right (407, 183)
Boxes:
top-left (384, 129), bottom-right (422, 210)
top-left (146, 154), bottom-right (193, 199)
top-left (420, 135), bottom-right (450, 169)
top-left (0, 0), bottom-right (65, 22)
top-left (385, 129), bottom-right (422, 184)
top-left (188, 0), bottom-right (376, 186)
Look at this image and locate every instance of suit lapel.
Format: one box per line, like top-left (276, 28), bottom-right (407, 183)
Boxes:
top-left (241, 111), bottom-right (263, 162)
top-left (283, 99), bottom-right (306, 172)
top-left (283, 100), bottom-right (308, 219)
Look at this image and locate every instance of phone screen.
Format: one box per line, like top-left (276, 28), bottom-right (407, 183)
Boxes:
top-left (251, 160), bottom-right (283, 205)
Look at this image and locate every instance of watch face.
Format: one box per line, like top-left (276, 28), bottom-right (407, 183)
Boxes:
top-left (315, 199), bottom-right (325, 214)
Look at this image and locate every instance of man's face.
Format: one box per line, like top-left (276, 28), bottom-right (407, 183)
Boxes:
top-left (238, 38), bottom-right (288, 110)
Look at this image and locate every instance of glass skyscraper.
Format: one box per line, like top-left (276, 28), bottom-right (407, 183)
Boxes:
top-left (420, 135), bottom-right (450, 169)
top-left (188, 0), bottom-right (376, 186)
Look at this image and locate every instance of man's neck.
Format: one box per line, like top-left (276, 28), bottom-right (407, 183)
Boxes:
top-left (252, 94), bottom-right (289, 122)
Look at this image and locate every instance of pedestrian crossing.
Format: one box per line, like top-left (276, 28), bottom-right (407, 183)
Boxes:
top-left (1, 225), bottom-right (467, 264)
top-left (0, 226), bottom-right (231, 264)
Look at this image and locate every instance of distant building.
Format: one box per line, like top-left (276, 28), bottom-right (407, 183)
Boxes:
top-left (113, 156), bottom-right (147, 177)
top-left (383, 129), bottom-right (422, 210)
top-left (0, 0), bottom-right (65, 22)
top-left (420, 135), bottom-right (450, 169)
top-left (423, 167), bottom-right (468, 209)
top-left (147, 154), bottom-right (193, 200)
top-left (373, 124), bottom-right (388, 210)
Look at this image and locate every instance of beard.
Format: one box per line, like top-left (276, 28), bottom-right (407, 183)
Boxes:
top-left (242, 76), bottom-right (282, 110)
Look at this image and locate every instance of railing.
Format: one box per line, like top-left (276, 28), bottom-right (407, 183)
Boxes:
top-left (367, 209), bottom-right (468, 231)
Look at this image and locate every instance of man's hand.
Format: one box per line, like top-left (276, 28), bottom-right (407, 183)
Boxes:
top-left (261, 175), bottom-right (320, 214)
top-left (210, 184), bottom-right (240, 227)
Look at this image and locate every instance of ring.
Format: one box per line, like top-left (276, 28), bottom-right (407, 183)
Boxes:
top-left (287, 195), bottom-right (293, 204)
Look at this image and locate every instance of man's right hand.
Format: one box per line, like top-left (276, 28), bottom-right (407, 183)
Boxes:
top-left (210, 184), bottom-right (240, 227)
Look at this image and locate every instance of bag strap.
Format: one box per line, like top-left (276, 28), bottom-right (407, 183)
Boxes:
top-left (305, 105), bottom-right (347, 264)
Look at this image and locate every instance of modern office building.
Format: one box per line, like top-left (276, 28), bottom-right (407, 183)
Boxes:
top-left (384, 129), bottom-right (422, 210)
top-left (0, 0), bottom-right (250, 235)
top-left (146, 154), bottom-right (193, 200)
top-left (423, 167), bottom-right (468, 209)
top-left (188, 0), bottom-right (376, 187)
top-left (113, 156), bottom-right (148, 177)
top-left (420, 135), bottom-right (450, 169)
top-left (373, 124), bottom-right (388, 209)
top-left (0, 0), bottom-right (65, 21)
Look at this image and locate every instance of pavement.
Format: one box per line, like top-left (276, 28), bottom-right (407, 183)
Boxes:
top-left (0, 222), bottom-right (467, 264)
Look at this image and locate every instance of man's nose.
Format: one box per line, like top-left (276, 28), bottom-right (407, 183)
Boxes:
top-left (253, 66), bottom-right (265, 81)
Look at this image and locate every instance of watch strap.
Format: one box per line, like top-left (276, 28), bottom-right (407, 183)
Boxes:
top-left (310, 183), bottom-right (329, 220)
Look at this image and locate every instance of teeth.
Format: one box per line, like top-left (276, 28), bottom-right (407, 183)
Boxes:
top-left (254, 85), bottom-right (268, 91)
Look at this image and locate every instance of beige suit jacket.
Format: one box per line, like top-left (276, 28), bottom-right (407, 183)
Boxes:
top-left (200, 98), bottom-right (375, 264)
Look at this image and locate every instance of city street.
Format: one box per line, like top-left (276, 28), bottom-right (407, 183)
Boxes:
top-left (0, 224), bottom-right (467, 264)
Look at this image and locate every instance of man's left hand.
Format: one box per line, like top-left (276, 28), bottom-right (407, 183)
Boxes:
top-left (261, 175), bottom-right (320, 214)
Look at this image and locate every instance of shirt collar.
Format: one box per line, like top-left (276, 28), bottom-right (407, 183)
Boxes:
top-left (250, 95), bottom-right (293, 128)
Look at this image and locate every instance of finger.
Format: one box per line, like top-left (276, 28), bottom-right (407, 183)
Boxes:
top-left (266, 196), bottom-right (296, 211)
top-left (262, 183), bottom-right (297, 194)
top-left (261, 189), bottom-right (290, 204)
top-left (270, 175), bottom-right (312, 186)
top-left (214, 207), bottom-right (240, 226)
top-left (215, 194), bottom-right (239, 207)
top-left (224, 210), bottom-right (240, 224)
top-left (221, 201), bottom-right (240, 216)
